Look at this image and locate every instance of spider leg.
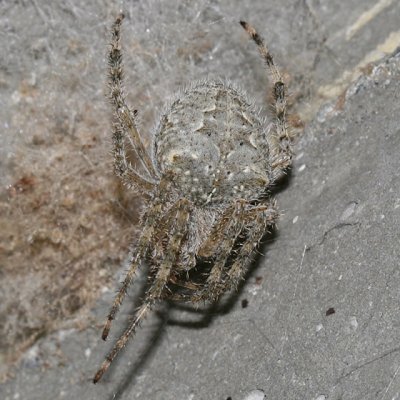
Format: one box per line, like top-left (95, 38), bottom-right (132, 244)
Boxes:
top-left (94, 199), bottom-right (191, 384)
top-left (112, 122), bottom-right (156, 193)
top-left (192, 202), bottom-right (279, 303)
top-left (109, 14), bottom-right (158, 179)
top-left (240, 21), bottom-right (293, 181)
top-left (197, 203), bottom-right (238, 259)
top-left (191, 201), bottom-right (247, 303)
top-left (211, 204), bottom-right (279, 299)
top-left (202, 203), bottom-right (247, 302)
top-left (101, 176), bottom-right (173, 340)
top-left (101, 202), bottom-right (163, 341)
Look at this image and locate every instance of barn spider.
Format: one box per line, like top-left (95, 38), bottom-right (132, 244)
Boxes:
top-left (93, 14), bottom-right (293, 383)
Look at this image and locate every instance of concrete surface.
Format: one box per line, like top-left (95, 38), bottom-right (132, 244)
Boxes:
top-left (1, 1), bottom-right (399, 399)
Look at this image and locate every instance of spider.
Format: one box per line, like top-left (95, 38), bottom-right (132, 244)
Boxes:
top-left (93, 14), bottom-right (293, 384)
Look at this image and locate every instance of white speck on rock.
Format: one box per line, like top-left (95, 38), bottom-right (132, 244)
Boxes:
top-left (292, 215), bottom-right (299, 224)
top-left (84, 348), bottom-right (91, 358)
top-left (101, 286), bottom-right (109, 293)
top-left (247, 283), bottom-right (261, 296)
top-left (57, 329), bottom-right (75, 341)
top-left (341, 201), bottom-right (357, 220)
top-left (350, 316), bottom-right (358, 330)
top-left (26, 345), bottom-right (39, 360)
top-left (298, 164), bottom-right (306, 172)
top-left (233, 334), bottom-right (242, 343)
top-left (295, 152), bottom-right (304, 160)
top-left (316, 323), bottom-right (324, 333)
top-left (211, 349), bottom-right (220, 361)
top-left (243, 389), bottom-right (266, 400)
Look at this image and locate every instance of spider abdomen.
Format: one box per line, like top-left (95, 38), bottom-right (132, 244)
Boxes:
top-left (154, 81), bottom-right (271, 205)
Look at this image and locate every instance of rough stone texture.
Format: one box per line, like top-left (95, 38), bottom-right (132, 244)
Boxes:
top-left (1, 1), bottom-right (399, 400)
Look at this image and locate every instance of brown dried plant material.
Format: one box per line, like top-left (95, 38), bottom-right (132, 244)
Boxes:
top-left (0, 81), bottom-right (142, 381)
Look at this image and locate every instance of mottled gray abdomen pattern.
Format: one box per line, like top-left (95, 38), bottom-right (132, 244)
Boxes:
top-left (154, 81), bottom-right (271, 205)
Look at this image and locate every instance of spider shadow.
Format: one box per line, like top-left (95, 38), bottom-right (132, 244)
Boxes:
top-left (107, 230), bottom-right (280, 400)
top-left (106, 173), bottom-right (290, 398)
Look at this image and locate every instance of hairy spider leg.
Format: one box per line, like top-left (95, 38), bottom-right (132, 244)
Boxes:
top-left (101, 203), bottom-right (162, 341)
top-left (112, 122), bottom-right (156, 193)
top-left (199, 201), bottom-right (247, 302)
top-left (192, 202), bottom-right (279, 303)
top-left (94, 199), bottom-right (191, 383)
top-left (212, 205), bottom-right (279, 298)
top-left (240, 21), bottom-right (293, 181)
top-left (101, 177), bottom-right (174, 341)
top-left (109, 14), bottom-right (159, 180)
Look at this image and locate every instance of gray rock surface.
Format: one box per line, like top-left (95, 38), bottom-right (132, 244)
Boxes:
top-left (1, 1), bottom-right (399, 400)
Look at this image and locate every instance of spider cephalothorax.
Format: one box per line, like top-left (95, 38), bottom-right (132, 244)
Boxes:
top-left (93, 14), bottom-right (293, 383)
